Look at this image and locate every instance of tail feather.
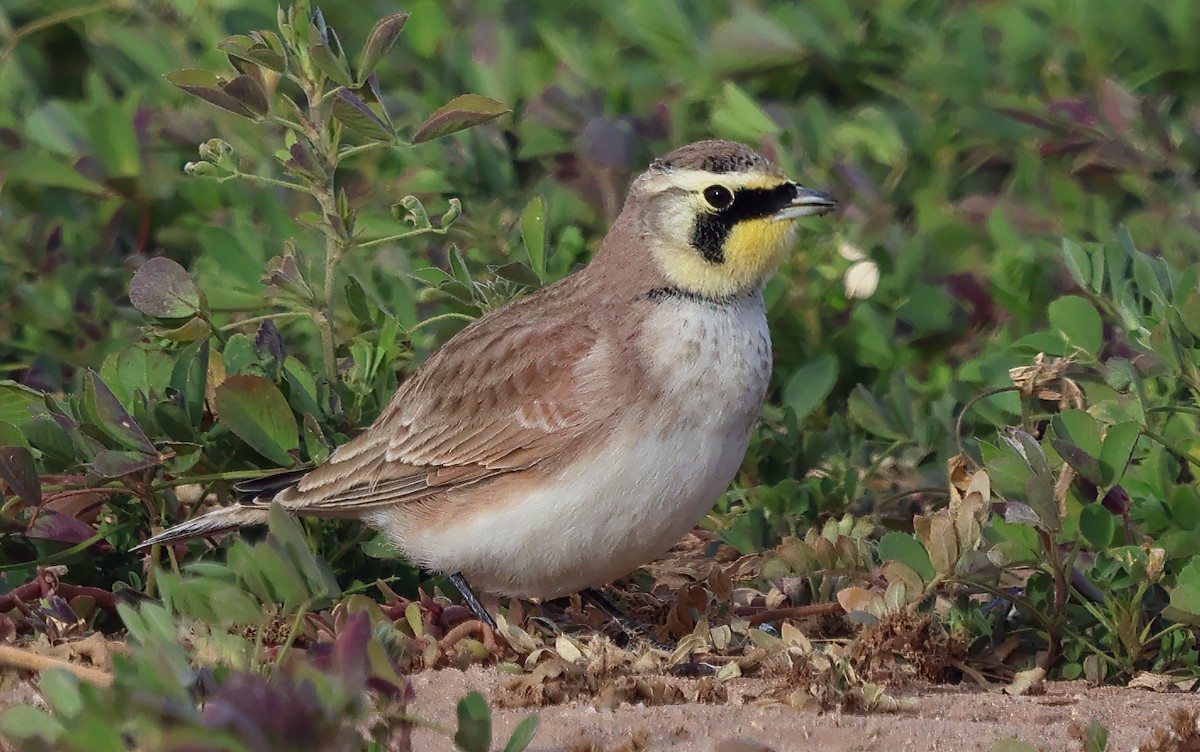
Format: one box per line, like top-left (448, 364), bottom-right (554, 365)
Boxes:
top-left (234, 468), bottom-right (308, 501)
top-left (134, 504), bottom-right (270, 551)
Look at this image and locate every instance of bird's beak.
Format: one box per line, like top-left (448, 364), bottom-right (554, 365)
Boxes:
top-left (772, 183), bottom-right (839, 221)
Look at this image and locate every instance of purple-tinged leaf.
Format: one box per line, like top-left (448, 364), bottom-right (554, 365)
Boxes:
top-left (1098, 78), bottom-right (1134, 133)
top-left (91, 449), bottom-right (158, 479)
top-left (223, 74), bottom-right (269, 116)
top-left (331, 88), bottom-right (393, 142)
top-left (412, 94), bottom-right (511, 144)
top-left (357, 13), bottom-right (409, 82)
top-left (220, 33), bottom-right (286, 72)
top-left (129, 257), bottom-right (201, 319)
top-left (165, 69), bottom-right (257, 119)
top-left (334, 610), bottom-right (370, 690)
top-left (0, 446), bottom-right (40, 505)
top-left (27, 510), bottom-right (97, 546)
top-left (83, 371), bottom-right (156, 454)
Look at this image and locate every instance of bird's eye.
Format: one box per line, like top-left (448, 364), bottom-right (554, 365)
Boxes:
top-left (702, 185), bottom-right (733, 210)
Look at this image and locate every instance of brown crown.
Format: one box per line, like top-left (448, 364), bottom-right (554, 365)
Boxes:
top-left (649, 140), bottom-right (772, 174)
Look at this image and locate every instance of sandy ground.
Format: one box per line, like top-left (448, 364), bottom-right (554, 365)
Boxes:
top-left (406, 668), bottom-right (1200, 752)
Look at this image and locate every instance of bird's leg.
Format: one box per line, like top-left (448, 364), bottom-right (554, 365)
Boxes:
top-left (448, 572), bottom-right (497, 630)
top-left (581, 587), bottom-right (665, 645)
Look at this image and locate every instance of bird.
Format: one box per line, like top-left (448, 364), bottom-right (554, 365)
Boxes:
top-left (137, 139), bottom-right (837, 630)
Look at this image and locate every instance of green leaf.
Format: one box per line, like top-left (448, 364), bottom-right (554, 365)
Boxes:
top-left (309, 41), bottom-right (354, 88)
top-left (88, 102), bottom-right (141, 178)
top-left (711, 80), bottom-right (780, 142)
top-left (213, 375), bottom-right (299, 466)
top-left (709, 7), bottom-right (804, 72)
top-left (129, 257), bottom-right (201, 319)
top-left (520, 195), bottom-right (546, 280)
top-left (1099, 422), bottom-right (1139, 487)
top-left (26, 102), bottom-right (88, 156)
top-left (1051, 410), bottom-right (1102, 456)
top-left (502, 715), bottom-right (540, 752)
top-left (0, 151), bottom-right (107, 194)
top-left (266, 503), bottom-right (341, 604)
top-left (719, 506), bottom-right (770, 555)
top-left (39, 670), bottom-right (82, 719)
top-left (171, 341), bottom-right (209, 430)
top-left (1165, 557), bottom-right (1200, 623)
top-left (782, 354), bottom-right (838, 421)
top-left (453, 692), bottom-right (492, 752)
top-left (412, 94), bottom-right (511, 144)
top-left (847, 385), bottom-right (903, 440)
top-left (492, 262), bottom-right (541, 287)
top-left (1048, 295), bottom-right (1102, 358)
top-left (99, 345), bottom-right (174, 409)
top-left (1061, 239), bottom-right (1091, 290)
top-left (0, 381), bottom-right (43, 426)
top-left (877, 532), bottom-right (935, 582)
top-left (1079, 504), bottom-right (1115, 549)
top-left (357, 13), bottom-right (409, 82)
top-left (1080, 720), bottom-right (1109, 752)
top-left (0, 705), bottom-right (65, 742)
top-left (1169, 488), bottom-right (1200, 531)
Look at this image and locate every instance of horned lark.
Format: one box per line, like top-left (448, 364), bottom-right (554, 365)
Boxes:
top-left (138, 140), bottom-right (837, 627)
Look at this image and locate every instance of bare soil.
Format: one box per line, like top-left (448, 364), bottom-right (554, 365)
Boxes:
top-left (408, 668), bottom-right (1200, 752)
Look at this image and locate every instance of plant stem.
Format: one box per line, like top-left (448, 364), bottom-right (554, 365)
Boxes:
top-left (219, 311), bottom-right (312, 332)
top-left (218, 172), bottom-right (308, 193)
top-left (152, 469), bottom-right (282, 491)
top-left (339, 141), bottom-right (394, 160)
top-left (0, 0), bottom-right (117, 64)
top-left (1142, 429), bottom-right (1200, 472)
top-left (404, 311), bottom-right (475, 334)
top-left (357, 225), bottom-right (447, 249)
top-left (318, 191), bottom-right (341, 383)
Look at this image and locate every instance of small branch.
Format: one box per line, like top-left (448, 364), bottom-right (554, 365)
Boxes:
top-left (438, 619), bottom-right (491, 651)
top-left (338, 141), bottom-right (392, 161)
top-left (0, 0), bottom-right (118, 65)
top-left (357, 226), bottom-right (446, 250)
top-left (955, 386), bottom-right (1020, 460)
top-left (0, 644), bottom-right (112, 687)
top-left (736, 602), bottom-right (844, 627)
top-left (215, 172), bottom-right (308, 193)
top-left (151, 469), bottom-right (282, 491)
top-left (0, 571), bottom-right (119, 615)
top-left (219, 311), bottom-right (312, 332)
top-left (405, 311), bottom-right (475, 334)
top-left (1142, 430), bottom-right (1200, 472)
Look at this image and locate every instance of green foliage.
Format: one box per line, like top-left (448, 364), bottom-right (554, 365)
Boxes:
top-left (1, 0), bottom-right (1199, 729)
top-left (1, 510), bottom-right (538, 751)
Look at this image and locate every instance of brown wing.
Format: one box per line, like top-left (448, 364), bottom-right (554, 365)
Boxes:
top-left (267, 316), bottom-right (623, 512)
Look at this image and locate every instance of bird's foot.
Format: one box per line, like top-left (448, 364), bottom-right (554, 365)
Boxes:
top-left (581, 587), bottom-right (672, 650)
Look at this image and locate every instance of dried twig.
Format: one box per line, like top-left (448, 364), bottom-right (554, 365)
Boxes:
top-left (0, 644), bottom-right (113, 686)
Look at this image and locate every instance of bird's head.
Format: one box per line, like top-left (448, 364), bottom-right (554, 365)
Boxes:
top-left (611, 140), bottom-right (837, 300)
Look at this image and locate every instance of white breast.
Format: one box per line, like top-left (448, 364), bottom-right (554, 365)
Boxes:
top-left (392, 293), bottom-right (772, 598)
